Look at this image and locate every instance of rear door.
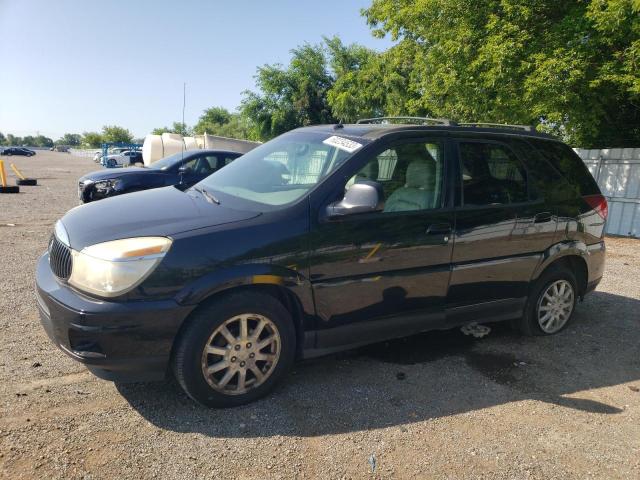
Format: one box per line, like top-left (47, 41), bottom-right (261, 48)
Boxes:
top-left (309, 136), bottom-right (455, 349)
top-left (448, 137), bottom-right (558, 323)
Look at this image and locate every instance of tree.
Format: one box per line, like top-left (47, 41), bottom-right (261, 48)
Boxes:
top-left (56, 133), bottom-right (81, 146)
top-left (22, 135), bottom-right (35, 146)
top-left (362, 0), bottom-right (640, 146)
top-left (240, 42), bottom-right (337, 140)
top-left (101, 125), bottom-right (133, 144)
top-left (327, 38), bottom-right (410, 122)
top-left (0, 132), bottom-right (5, 145)
top-left (151, 122), bottom-right (192, 136)
top-left (6, 134), bottom-right (21, 146)
top-left (34, 135), bottom-right (53, 147)
top-left (195, 107), bottom-right (232, 129)
top-left (192, 106), bottom-right (253, 140)
top-left (82, 131), bottom-right (104, 148)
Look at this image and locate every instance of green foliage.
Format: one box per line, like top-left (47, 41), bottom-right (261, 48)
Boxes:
top-left (151, 122), bottom-right (192, 136)
top-left (195, 107), bottom-right (232, 130)
top-left (82, 131), bottom-right (104, 148)
top-left (240, 39), bottom-right (348, 140)
top-left (193, 107), bottom-right (253, 140)
top-left (6, 134), bottom-right (20, 146)
top-left (34, 135), bottom-right (54, 147)
top-left (56, 133), bottom-right (82, 146)
top-left (360, 0), bottom-right (640, 146)
top-left (0, 132), bottom-right (5, 145)
top-left (101, 125), bottom-right (134, 144)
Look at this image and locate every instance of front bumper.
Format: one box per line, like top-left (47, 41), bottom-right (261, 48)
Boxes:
top-left (35, 253), bottom-right (195, 382)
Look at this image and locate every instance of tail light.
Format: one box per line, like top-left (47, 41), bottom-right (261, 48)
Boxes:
top-left (583, 194), bottom-right (608, 220)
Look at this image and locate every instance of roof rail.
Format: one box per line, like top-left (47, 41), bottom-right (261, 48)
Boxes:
top-left (356, 116), bottom-right (457, 126)
top-left (458, 122), bottom-right (535, 132)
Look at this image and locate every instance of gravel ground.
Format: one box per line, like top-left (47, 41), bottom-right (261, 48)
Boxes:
top-left (0, 151), bottom-right (639, 479)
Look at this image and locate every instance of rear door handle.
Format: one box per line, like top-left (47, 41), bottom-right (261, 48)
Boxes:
top-left (426, 223), bottom-right (452, 235)
top-left (533, 212), bottom-right (553, 223)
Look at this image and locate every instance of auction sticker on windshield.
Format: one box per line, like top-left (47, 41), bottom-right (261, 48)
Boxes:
top-left (323, 136), bottom-right (363, 154)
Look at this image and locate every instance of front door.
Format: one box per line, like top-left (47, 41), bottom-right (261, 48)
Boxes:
top-left (309, 137), bottom-right (454, 350)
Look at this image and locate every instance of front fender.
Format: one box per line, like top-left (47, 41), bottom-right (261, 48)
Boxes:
top-left (174, 263), bottom-right (315, 316)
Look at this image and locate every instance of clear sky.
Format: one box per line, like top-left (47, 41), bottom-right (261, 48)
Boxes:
top-left (0, 0), bottom-right (391, 140)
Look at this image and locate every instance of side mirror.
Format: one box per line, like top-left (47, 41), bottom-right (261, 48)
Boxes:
top-left (326, 181), bottom-right (383, 218)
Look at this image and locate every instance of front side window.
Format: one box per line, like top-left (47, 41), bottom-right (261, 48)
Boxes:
top-left (345, 140), bottom-right (444, 213)
top-left (199, 131), bottom-right (367, 210)
top-left (460, 142), bottom-right (528, 206)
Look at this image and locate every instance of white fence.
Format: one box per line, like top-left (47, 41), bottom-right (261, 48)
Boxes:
top-left (69, 148), bottom-right (100, 158)
top-left (575, 148), bottom-right (640, 238)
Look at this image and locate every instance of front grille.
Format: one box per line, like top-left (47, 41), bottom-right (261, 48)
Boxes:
top-left (49, 234), bottom-right (72, 280)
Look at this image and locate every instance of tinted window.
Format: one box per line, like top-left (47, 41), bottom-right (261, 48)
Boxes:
top-left (346, 140), bottom-right (444, 213)
top-left (531, 140), bottom-right (600, 195)
top-left (183, 155), bottom-right (217, 175)
top-left (460, 142), bottom-right (528, 205)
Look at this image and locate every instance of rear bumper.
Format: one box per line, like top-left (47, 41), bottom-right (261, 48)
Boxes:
top-left (35, 253), bottom-right (195, 382)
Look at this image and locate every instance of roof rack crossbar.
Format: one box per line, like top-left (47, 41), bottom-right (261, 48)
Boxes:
top-left (458, 122), bottom-right (535, 132)
top-left (356, 116), bottom-right (457, 126)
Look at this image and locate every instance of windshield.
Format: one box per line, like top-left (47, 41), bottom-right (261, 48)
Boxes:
top-left (148, 151), bottom-right (188, 170)
top-left (197, 130), bottom-right (366, 211)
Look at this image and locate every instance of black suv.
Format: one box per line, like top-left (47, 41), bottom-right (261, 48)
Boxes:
top-left (35, 118), bottom-right (607, 407)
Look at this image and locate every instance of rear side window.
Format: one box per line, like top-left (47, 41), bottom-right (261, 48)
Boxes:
top-left (459, 142), bottom-right (528, 206)
top-left (531, 140), bottom-right (600, 195)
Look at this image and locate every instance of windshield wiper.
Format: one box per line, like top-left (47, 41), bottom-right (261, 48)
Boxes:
top-left (193, 185), bottom-right (220, 205)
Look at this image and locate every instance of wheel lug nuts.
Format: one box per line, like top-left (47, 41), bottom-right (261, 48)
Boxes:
top-left (246, 342), bottom-right (252, 348)
top-left (234, 345), bottom-right (241, 350)
top-left (249, 353), bottom-right (255, 358)
top-left (231, 356), bottom-right (237, 362)
top-left (240, 361), bottom-right (246, 367)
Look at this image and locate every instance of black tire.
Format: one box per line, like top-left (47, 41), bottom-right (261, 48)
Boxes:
top-left (16, 178), bottom-right (37, 186)
top-left (6, 152), bottom-right (12, 156)
top-left (107, 159), bottom-right (116, 168)
top-left (514, 265), bottom-right (578, 336)
top-left (172, 291), bottom-right (296, 408)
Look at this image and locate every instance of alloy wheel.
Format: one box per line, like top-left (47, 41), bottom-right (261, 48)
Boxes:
top-left (537, 279), bottom-right (574, 334)
top-left (200, 314), bottom-right (281, 395)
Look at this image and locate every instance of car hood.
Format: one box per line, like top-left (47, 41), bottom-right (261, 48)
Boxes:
top-left (60, 186), bottom-right (260, 250)
top-left (79, 167), bottom-right (162, 182)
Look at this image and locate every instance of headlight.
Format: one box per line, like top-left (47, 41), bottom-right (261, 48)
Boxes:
top-left (93, 179), bottom-right (123, 194)
top-left (68, 237), bottom-right (172, 297)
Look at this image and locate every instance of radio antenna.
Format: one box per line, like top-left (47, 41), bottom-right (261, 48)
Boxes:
top-left (181, 82), bottom-right (186, 160)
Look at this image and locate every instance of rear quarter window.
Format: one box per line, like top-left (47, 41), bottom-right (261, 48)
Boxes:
top-left (530, 139), bottom-right (600, 195)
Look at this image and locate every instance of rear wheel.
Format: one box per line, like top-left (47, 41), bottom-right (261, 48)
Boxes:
top-left (172, 291), bottom-right (295, 408)
top-left (515, 265), bottom-right (578, 336)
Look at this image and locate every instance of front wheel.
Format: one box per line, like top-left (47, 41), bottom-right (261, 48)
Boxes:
top-left (515, 265), bottom-right (578, 336)
top-left (172, 291), bottom-right (296, 408)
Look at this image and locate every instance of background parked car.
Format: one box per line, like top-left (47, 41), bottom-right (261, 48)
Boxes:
top-left (101, 150), bottom-right (143, 167)
top-left (2, 147), bottom-right (36, 156)
top-left (78, 149), bottom-right (242, 203)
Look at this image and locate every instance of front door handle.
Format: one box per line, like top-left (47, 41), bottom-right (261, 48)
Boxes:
top-left (533, 212), bottom-right (553, 223)
top-left (426, 223), bottom-right (452, 235)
